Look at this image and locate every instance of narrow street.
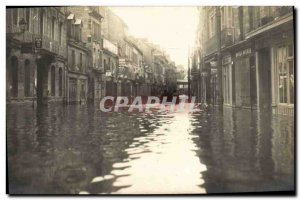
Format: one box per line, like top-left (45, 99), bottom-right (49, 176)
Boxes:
top-left (7, 104), bottom-right (294, 194)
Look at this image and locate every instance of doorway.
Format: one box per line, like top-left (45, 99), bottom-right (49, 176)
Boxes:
top-left (257, 48), bottom-right (271, 112)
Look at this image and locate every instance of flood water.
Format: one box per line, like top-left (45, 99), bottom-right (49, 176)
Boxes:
top-left (7, 103), bottom-right (294, 194)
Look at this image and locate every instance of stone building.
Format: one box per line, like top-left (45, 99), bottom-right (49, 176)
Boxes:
top-left (66, 6), bottom-right (104, 103)
top-left (153, 52), bottom-right (166, 96)
top-left (65, 13), bottom-right (88, 103)
top-left (102, 38), bottom-right (119, 97)
top-left (194, 6), bottom-right (294, 116)
top-left (6, 7), bottom-right (67, 105)
top-left (118, 36), bottom-right (144, 100)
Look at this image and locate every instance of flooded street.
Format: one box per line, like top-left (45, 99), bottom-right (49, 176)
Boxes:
top-left (7, 104), bottom-right (294, 194)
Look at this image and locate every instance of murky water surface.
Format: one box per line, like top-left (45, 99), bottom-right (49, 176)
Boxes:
top-left (7, 104), bottom-right (294, 194)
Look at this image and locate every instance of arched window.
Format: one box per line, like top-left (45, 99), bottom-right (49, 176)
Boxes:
top-left (24, 60), bottom-right (31, 97)
top-left (59, 68), bottom-right (63, 96)
top-left (51, 66), bottom-right (55, 96)
top-left (11, 57), bottom-right (18, 97)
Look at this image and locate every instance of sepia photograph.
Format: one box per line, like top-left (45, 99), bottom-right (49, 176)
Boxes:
top-left (6, 5), bottom-right (295, 195)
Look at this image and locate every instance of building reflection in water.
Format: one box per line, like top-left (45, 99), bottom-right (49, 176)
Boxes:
top-left (190, 107), bottom-right (294, 193)
top-left (7, 104), bottom-right (294, 194)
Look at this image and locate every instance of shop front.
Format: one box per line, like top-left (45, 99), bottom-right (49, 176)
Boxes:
top-left (234, 46), bottom-right (257, 109)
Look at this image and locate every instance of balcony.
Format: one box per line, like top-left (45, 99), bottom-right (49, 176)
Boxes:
top-left (7, 24), bottom-right (66, 58)
top-left (40, 35), bottom-right (66, 58)
top-left (253, 7), bottom-right (293, 29)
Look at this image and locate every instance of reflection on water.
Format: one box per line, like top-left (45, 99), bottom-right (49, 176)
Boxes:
top-left (7, 104), bottom-right (294, 194)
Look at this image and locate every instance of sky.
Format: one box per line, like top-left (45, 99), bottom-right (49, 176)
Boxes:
top-left (110, 7), bottom-right (198, 69)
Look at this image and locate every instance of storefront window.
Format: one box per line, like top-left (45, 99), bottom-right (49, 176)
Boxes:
top-left (289, 60), bottom-right (294, 104)
top-left (277, 45), bottom-right (294, 105)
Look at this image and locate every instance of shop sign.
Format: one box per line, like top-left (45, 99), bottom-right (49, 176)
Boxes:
top-left (235, 48), bottom-right (251, 58)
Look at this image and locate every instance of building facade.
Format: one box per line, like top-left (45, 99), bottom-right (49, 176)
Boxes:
top-left (66, 13), bottom-right (88, 103)
top-left (102, 38), bottom-right (119, 97)
top-left (7, 7), bottom-right (67, 105)
top-left (6, 6), bottom-right (179, 105)
top-left (193, 6), bottom-right (294, 116)
top-left (66, 6), bottom-right (104, 103)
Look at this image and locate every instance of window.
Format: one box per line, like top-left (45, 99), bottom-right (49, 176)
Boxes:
top-left (133, 52), bottom-right (138, 65)
top-left (209, 12), bottom-right (215, 38)
top-left (39, 9), bottom-right (44, 35)
top-left (288, 44), bottom-right (294, 104)
top-left (24, 60), bottom-right (31, 97)
top-left (72, 50), bottom-right (75, 70)
top-left (67, 20), bottom-right (72, 37)
top-left (12, 9), bottom-right (18, 26)
top-left (259, 7), bottom-right (270, 18)
top-left (227, 7), bottom-right (233, 28)
top-left (92, 21), bottom-right (100, 40)
top-left (277, 44), bottom-right (294, 104)
top-left (59, 68), bottom-right (63, 96)
top-left (98, 50), bottom-right (101, 69)
top-left (104, 59), bottom-right (107, 71)
top-left (75, 24), bottom-right (81, 41)
top-left (51, 66), bottom-right (55, 96)
top-left (10, 57), bottom-right (18, 97)
top-left (108, 58), bottom-right (111, 71)
top-left (221, 7), bottom-right (225, 29)
top-left (79, 53), bottom-right (83, 72)
top-left (288, 60), bottom-right (294, 104)
top-left (59, 22), bottom-right (63, 45)
top-left (99, 51), bottom-right (102, 69)
top-left (51, 17), bottom-right (55, 40)
top-left (25, 8), bottom-right (30, 31)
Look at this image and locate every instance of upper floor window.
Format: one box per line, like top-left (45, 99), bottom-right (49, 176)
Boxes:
top-left (72, 50), bottom-right (76, 70)
top-left (259, 7), bottom-right (270, 18)
top-left (92, 21), bottom-right (101, 40)
top-left (221, 7), bottom-right (226, 30)
top-left (79, 53), bottom-right (83, 72)
top-left (12, 9), bottom-right (18, 26)
top-left (39, 9), bottom-right (44, 35)
top-left (59, 22), bottom-right (63, 45)
top-left (51, 17), bottom-right (55, 40)
top-left (75, 24), bottom-right (82, 41)
top-left (25, 8), bottom-right (30, 31)
top-left (208, 12), bottom-right (215, 38)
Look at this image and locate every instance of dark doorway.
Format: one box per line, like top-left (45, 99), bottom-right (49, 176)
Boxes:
top-left (249, 56), bottom-right (257, 108)
top-left (24, 60), bottom-right (31, 97)
top-left (11, 57), bottom-right (18, 97)
top-left (257, 48), bottom-right (271, 112)
top-left (51, 66), bottom-right (55, 96)
top-left (59, 68), bottom-right (63, 96)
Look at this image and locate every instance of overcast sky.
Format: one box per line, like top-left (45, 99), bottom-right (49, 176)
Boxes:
top-left (110, 7), bottom-right (198, 69)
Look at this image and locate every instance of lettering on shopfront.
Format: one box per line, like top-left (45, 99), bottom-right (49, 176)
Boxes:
top-left (235, 48), bottom-right (252, 58)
